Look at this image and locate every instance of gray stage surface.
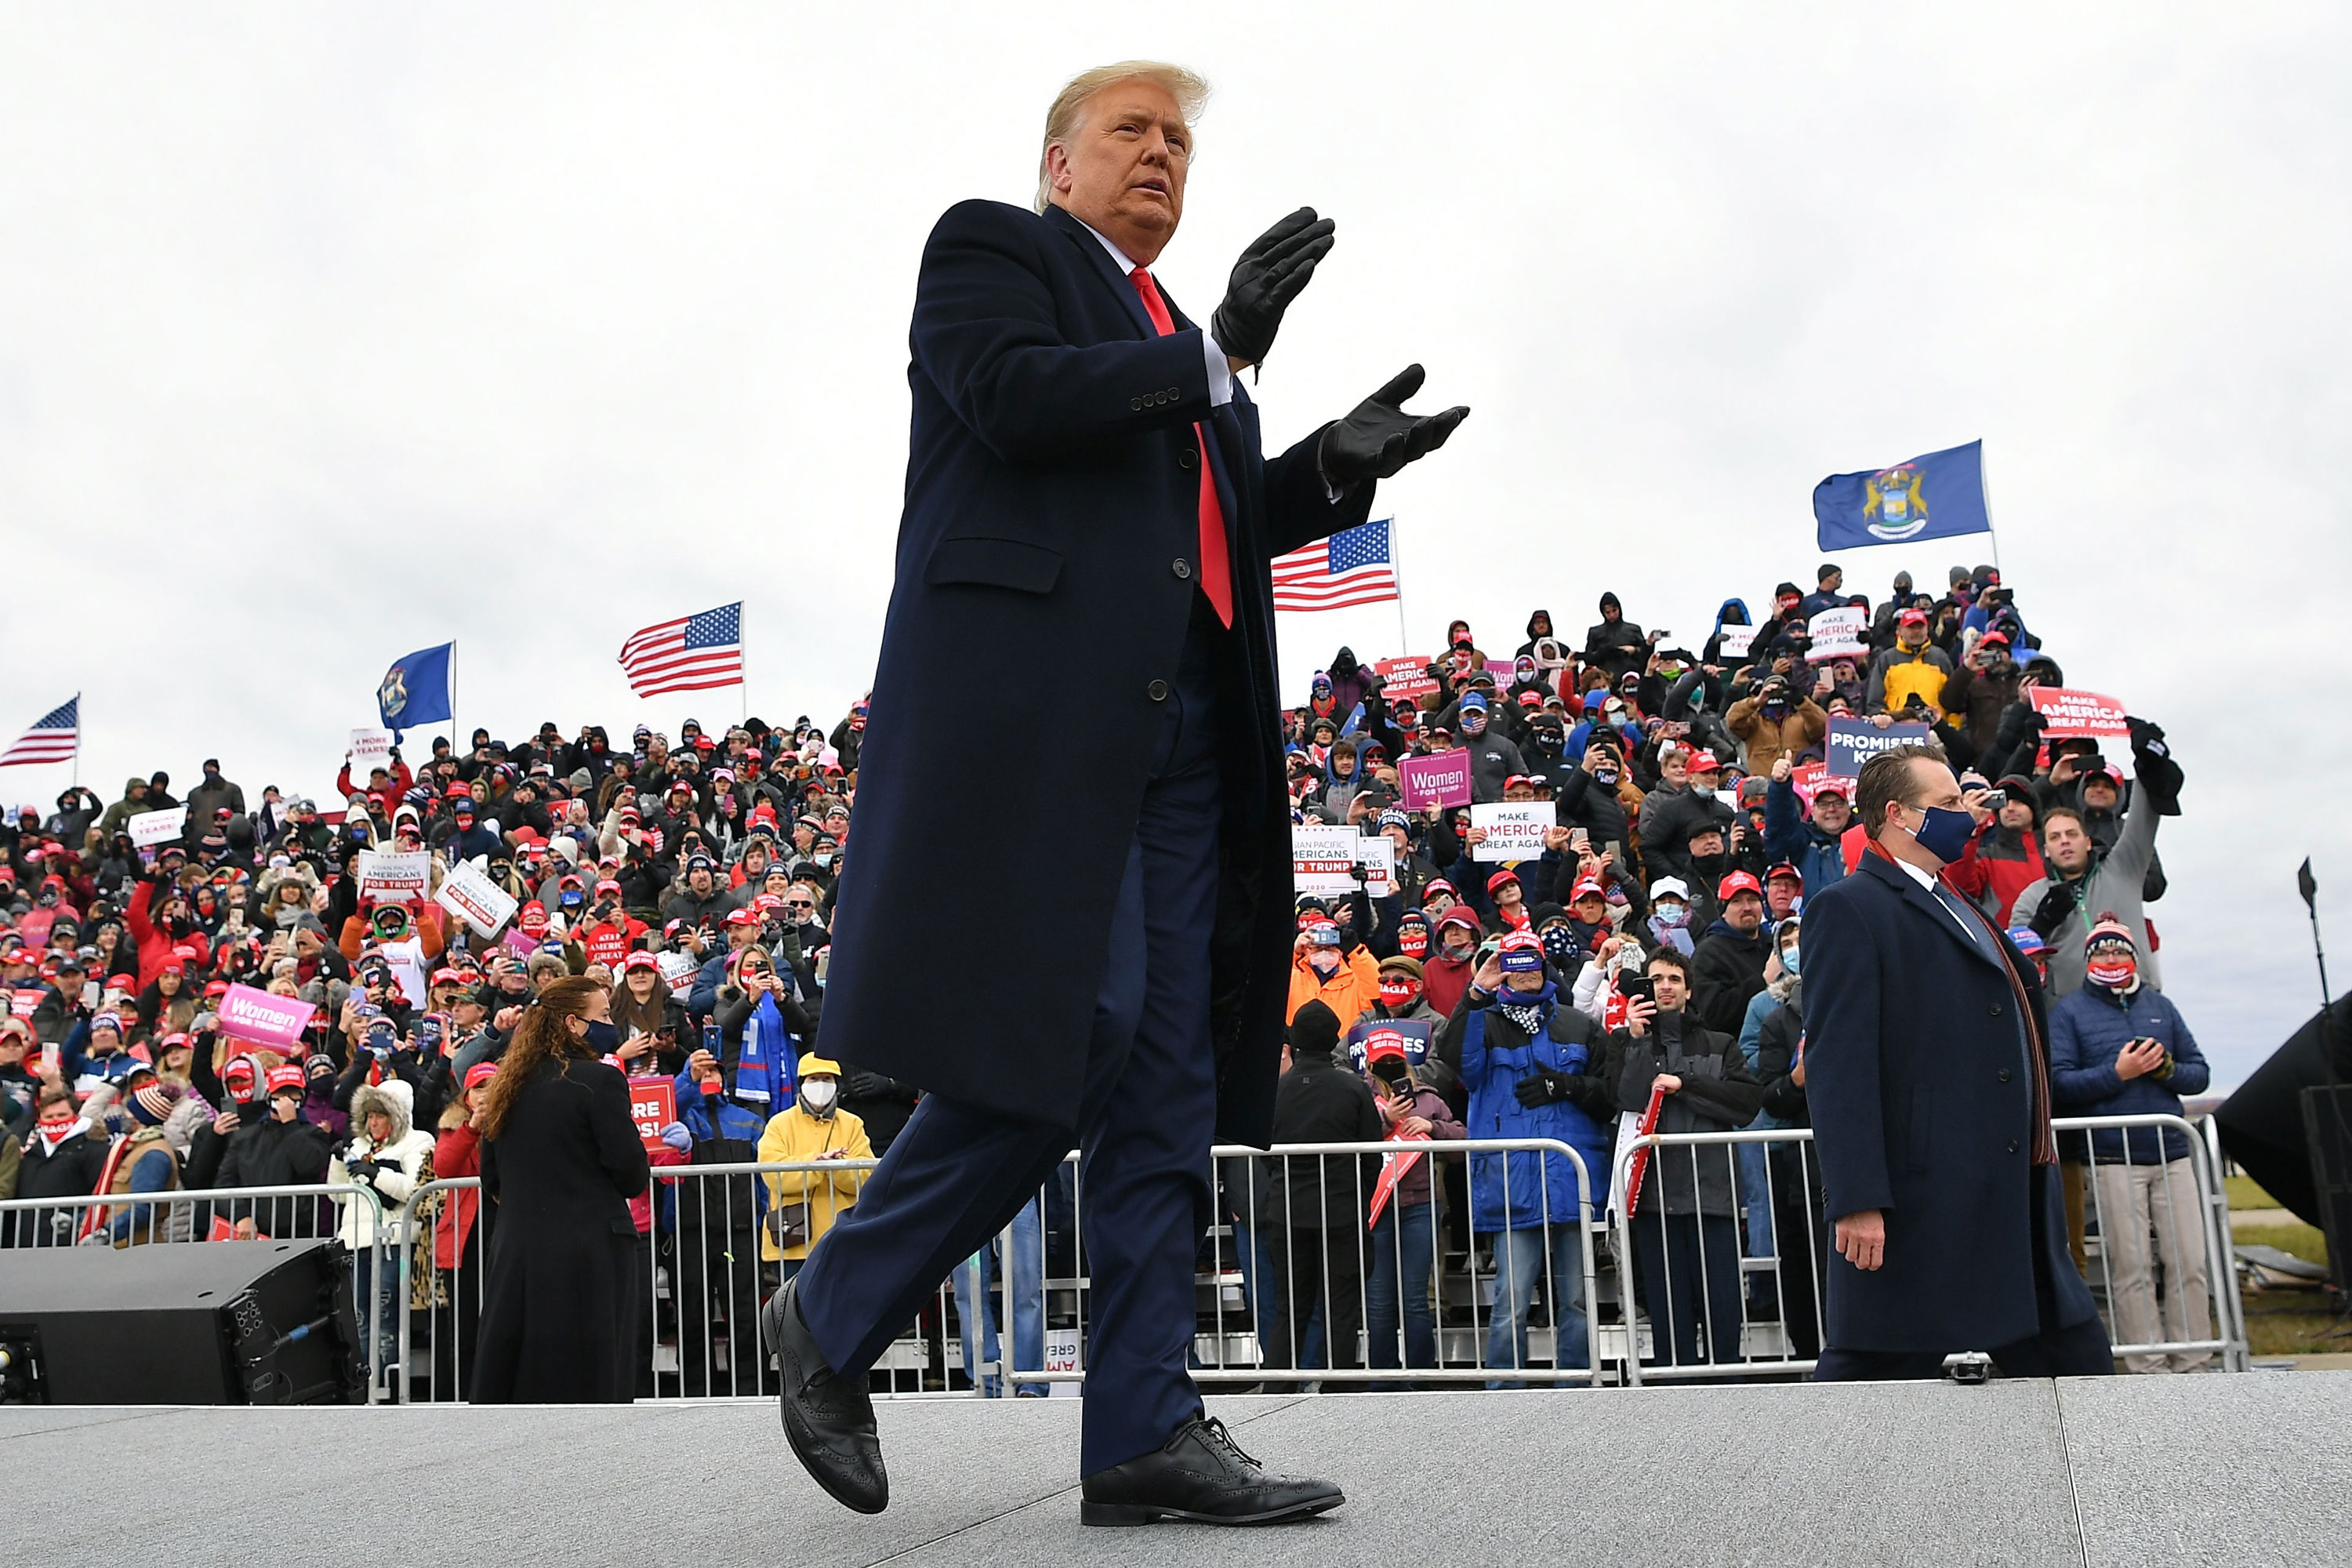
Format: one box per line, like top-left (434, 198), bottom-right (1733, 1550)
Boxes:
top-left (5, 1377), bottom-right (2347, 1565)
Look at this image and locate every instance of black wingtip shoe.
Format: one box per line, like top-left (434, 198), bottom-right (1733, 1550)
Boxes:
top-left (759, 1276), bottom-right (888, 1515)
top-left (1079, 1415), bottom-right (1345, 1526)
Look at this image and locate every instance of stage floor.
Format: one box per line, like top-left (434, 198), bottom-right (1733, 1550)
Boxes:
top-left (4, 1376), bottom-right (2347, 1565)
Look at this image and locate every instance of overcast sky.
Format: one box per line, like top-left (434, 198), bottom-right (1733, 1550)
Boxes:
top-left (2, 5), bottom-right (2345, 1085)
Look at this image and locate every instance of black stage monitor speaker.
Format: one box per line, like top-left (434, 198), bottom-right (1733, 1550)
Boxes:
top-left (0, 1238), bottom-right (365, 1405)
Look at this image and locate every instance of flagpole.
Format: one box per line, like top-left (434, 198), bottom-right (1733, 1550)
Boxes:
top-left (1977, 444), bottom-right (2002, 578)
top-left (71, 693), bottom-right (80, 789)
top-left (739, 604), bottom-right (750, 728)
top-left (448, 640), bottom-right (459, 760)
top-left (1388, 515), bottom-right (1410, 657)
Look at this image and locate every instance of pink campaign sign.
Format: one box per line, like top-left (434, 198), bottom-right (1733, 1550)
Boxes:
top-left (1399, 751), bottom-right (1473, 811)
top-left (217, 983), bottom-right (316, 1049)
top-left (2027, 686), bottom-right (2130, 740)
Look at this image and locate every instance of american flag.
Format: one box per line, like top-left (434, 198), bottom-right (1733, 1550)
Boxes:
top-left (1270, 518), bottom-right (1399, 612)
top-left (618, 603), bottom-right (745, 697)
top-left (0, 697), bottom-right (79, 768)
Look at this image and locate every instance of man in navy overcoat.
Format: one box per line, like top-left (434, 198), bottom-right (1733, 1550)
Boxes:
top-left (761, 62), bottom-right (1468, 1524)
top-left (1802, 746), bottom-right (2111, 1380)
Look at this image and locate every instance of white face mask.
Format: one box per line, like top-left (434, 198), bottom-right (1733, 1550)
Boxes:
top-left (799, 1079), bottom-right (837, 1113)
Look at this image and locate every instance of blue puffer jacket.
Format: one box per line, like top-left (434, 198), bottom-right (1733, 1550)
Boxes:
top-left (2047, 982), bottom-right (2209, 1163)
top-left (1457, 987), bottom-right (1613, 1232)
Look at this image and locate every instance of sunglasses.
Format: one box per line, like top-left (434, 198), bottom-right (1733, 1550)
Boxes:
top-left (785, 900), bottom-right (814, 911)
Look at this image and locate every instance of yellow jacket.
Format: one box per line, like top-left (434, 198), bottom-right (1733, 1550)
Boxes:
top-left (756, 1105), bottom-right (873, 1261)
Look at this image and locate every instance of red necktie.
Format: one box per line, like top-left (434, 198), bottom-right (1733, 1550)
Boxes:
top-left (1127, 266), bottom-right (1232, 628)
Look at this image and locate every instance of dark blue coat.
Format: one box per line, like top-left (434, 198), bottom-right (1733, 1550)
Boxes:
top-left (815, 200), bottom-right (1374, 1146)
top-left (2047, 982), bottom-right (2209, 1164)
top-left (1803, 849), bottom-right (2096, 1352)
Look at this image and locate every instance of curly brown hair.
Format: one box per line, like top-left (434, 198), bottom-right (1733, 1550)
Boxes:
top-left (477, 975), bottom-right (608, 1140)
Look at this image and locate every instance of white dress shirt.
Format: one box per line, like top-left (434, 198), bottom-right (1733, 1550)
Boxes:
top-left (1074, 217), bottom-right (1235, 408)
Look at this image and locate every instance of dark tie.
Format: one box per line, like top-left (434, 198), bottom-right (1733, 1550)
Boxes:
top-left (1126, 266), bottom-right (1234, 629)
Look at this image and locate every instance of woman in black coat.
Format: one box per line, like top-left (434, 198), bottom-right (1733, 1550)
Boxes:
top-left (469, 975), bottom-right (650, 1403)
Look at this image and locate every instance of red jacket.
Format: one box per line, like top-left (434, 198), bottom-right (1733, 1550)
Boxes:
top-left (433, 1122), bottom-right (484, 1269)
top-left (336, 758), bottom-right (415, 804)
top-left (1946, 830), bottom-right (2047, 926)
top-left (125, 879), bottom-right (212, 992)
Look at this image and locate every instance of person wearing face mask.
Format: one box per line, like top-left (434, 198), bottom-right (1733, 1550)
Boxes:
top-left (6, 1076), bottom-right (118, 1247)
top-left (1355, 953), bottom-right (1439, 1031)
top-left (1726, 673), bottom-right (1827, 779)
top-left (1451, 692), bottom-right (1527, 805)
top-left (1802, 746), bottom-right (2108, 1381)
top-left (219, 1064), bottom-right (338, 1241)
top-left (1286, 916), bottom-right (1378, 1025)
top-left (1421, 907), bottom-right (1485, 1019)
top-left (470, 976), bottom-right (652, 1403)
top-left (757, 1056), bottom-right (873, 1282)
top-left (1439, 929), bottom-right (1613, 1383)
top-left (2047, 916), bottom-right (2212, 1373)
top-left (126, 866), bottom-right (214, 990)
top-left (1555, 737), bottom-right (1633, 866)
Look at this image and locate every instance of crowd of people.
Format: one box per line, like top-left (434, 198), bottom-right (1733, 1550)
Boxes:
top-left (0, 557), bottom-right (2220, 1396)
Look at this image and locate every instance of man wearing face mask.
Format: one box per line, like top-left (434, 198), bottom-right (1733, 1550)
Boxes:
top-left (2046, 917), bottom-right (2212, 1372)
top-left (1802, 746), bottom-right (2108, 1381)
top-left (1453, 692), bottom-right (1527, 805)
top-left (1443, 928), bottom-right (1613, 1381)
top-left (1286, 916), bottom-right (1377, 1025)
top-left (756, 1056), bottom-right (873, 1284)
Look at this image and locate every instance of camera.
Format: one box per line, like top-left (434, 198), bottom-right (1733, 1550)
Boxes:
top-left (1978, 788), bottom-right (2008, 811)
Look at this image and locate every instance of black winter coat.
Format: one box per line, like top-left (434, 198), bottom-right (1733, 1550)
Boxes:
top-left (218, 1113), bottom-right (336, 1238)
top-left (1612, 1013), bottom-right (1760, 1218)
top-left (1261, 1054), bottom-right (1382, 1230)
top-left (814, 199), bottom-right (1375, 1147)
top-left (472, 1054), bottom-right (650, 1403)
top-left (1688, 923), bottom-right (1770, 1036)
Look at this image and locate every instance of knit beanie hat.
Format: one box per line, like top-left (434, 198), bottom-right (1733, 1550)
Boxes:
top-left (128, 1083), bottom-right (177, 1127)
top-left (2084, 913), bottom-right (2134, 954)
top-left (1289, 1000), bottom-right (1340, 1058)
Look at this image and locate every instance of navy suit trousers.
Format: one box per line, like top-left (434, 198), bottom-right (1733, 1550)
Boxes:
top-left (795, 611), bottom-right (1227, 1475)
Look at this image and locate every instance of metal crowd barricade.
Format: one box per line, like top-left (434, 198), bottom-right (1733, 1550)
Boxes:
top-left (1607, 1112), bottom-right (2251, 1384)
top-left (394, 1141), bottom-right (1607, 1400)
top-left (397, 1158), bottom-right (1005, 1404)
top-left (994, 1138), bottom-right (1604, 1391)
top-left (0, 1181), bottom-right (390, 1397)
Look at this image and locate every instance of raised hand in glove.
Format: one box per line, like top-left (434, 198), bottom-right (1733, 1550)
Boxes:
top-left (1514, 1069), bottom-right (1571, 1108)
top-left (1320, 365), bottom-right (1469, 491)
top-left (2125, 715), bottom-right (2183, 816)
top-left (1211, 207), bottom-right (1336, 369)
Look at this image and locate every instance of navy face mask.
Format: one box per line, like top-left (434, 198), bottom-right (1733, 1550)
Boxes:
top-left (1906, 804), bottom-right (1977, 865)
top-left (584, 1020), bottom-right (620, 1054)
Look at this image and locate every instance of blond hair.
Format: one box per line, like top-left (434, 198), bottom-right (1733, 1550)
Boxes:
top-left (1034, 60), bottom-right (1210, 212)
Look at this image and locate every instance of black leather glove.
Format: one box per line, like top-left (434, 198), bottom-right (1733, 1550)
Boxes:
top-left (1210, 207), bottom-right (1335, 368)
top-left (2027, 876), bottom-right (2079, 940)
top-left (1514, 1069), bottom-right (1569, 1108)
top-left (1320, 365), bottom-right (1470, 489)
top-left (2125, 716), bottom-right (2183, 816)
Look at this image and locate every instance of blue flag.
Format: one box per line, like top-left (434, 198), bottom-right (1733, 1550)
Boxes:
top-left (377, 641), bottom-right (453, 740)
top-left (1813, 440), bottom-right (1991, 550)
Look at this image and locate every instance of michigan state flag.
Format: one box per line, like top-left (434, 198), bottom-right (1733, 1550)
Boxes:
top-left (1813, 440), bottom-right (1991, 550)
top-left (377, 642), bottom-right (453, 741)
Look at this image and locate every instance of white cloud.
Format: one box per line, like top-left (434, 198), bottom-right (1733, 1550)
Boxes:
top-left (1, 3), bottom-right (2343, 1083)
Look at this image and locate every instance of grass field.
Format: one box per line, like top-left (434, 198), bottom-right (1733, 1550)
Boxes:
top-left (2224, 1178), bottom-right (2344, 1358)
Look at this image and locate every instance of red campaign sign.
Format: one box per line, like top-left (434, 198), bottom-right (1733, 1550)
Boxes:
top-left (628, 1076), bottom-right (676, 1152)
top-left (1373, 656), bottom-right (1439, 702)
top-left (9, 988), bottom-right (39, 1020)
top-left (1399, 750), bottom-right (1473, 811)
top-left (1366, 1127), bottom-right (1430, 1229)
top-left (2027, 686), bottom-right (2129, 740)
